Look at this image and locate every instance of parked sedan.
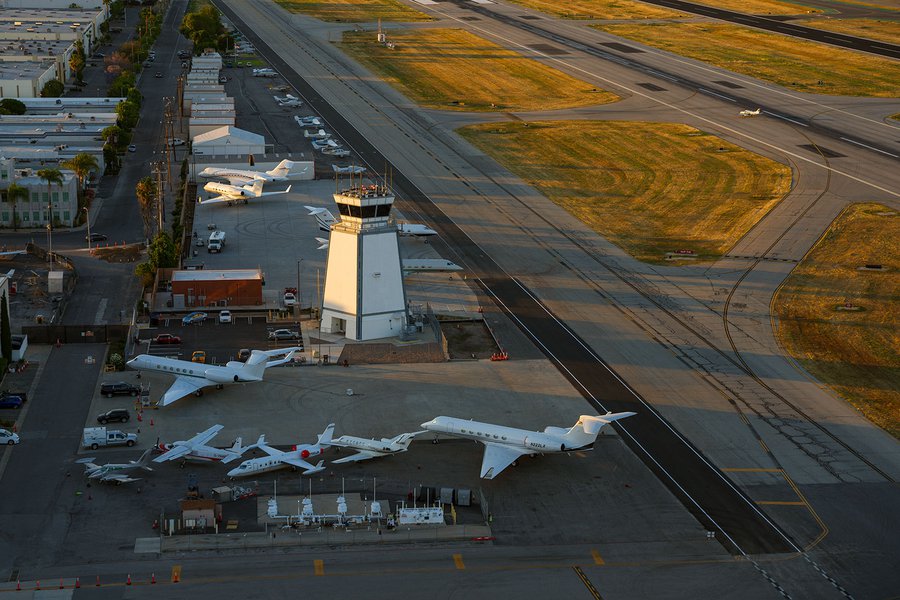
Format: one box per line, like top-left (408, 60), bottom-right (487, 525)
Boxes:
top-left (127, 144), bottom-right (137, 152)
top-left (153, 333), bottom-right (181, 344)
top-left (0, 396), bottom-right (24, 409)
top-left (182, 311), bottom-right (208, 325)
top-left (155, 72), bottom-right (163, 78)
top-left (86, 232), bottom-right (108, 242)
top-left (0, 428), bottom-right (20, 445)
top-left (268, 329), bottom-right (301, 341)
top-left (218, 310), bottom-right (232, 324)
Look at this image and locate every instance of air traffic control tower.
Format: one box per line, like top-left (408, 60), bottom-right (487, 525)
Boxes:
top-left (319, 184), bottom-right (408, 341)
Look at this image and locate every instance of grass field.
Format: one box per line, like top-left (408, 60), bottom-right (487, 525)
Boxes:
top-left (773, 203), bottom-right (899, 438)
top-left (274, 0), bottom-right (431, 22)
top-left (794, 18), bottom-right (900, 45)
top-left (506, 0), bottom-right (687, 20)
top-left (457, 121), bottom-right (790, 263)
top-left (592, 22), bottom-right (900, 97)
top-left (338, 29), bottom-right (618, 112)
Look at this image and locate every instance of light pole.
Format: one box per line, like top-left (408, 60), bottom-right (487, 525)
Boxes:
top-left (83, 206), bottom-right (91, 251)
top-left (46, 224), bottom-right (53, 271)
top-left (296, 258), bottom-right (303, 308)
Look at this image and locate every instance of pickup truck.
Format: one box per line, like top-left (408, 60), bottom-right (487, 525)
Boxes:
top-left (82, 426), bottom-right (137, 450)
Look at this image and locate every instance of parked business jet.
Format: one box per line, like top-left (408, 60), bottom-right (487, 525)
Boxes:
top-left (198, 159), bottom-right (301, 184)
top-left (421, 412), bottom-right (636, 479)
top-left (226, 424), bottom-right (335, 478)
top-left (126, 348), bottom-right (300, 406)
top-left (153, 424), bottom-right (247, 464)
top-left (329, 430), bottom-right (425, 464)
top-left (303, 206), bottom-right (436, 236)
top-left (739, 108), bottom-right (761, 117)
top-left (200, 179), bottom-right (292, 205)
top-left (77, 449), bottom-right (154, 484)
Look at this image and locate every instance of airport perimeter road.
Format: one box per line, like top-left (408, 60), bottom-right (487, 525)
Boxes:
top-left (217, 0), bottom-right (898, 595)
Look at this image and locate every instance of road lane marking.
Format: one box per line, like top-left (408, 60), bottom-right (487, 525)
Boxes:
top-left (453, 554), bottom-right (466, 570)
top-left (573, 566), bottom-right (603, 599)
top-left (313, 560), bottom-right (324, 576)
top-left (591, 549), bottom-right (605, 565)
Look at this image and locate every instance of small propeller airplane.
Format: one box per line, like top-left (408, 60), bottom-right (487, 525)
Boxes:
top-left (329, 430), bottom-right (426, 464)
top-left (200, 179), bottom-right (292, 205)
top-left (77, 449), bottom-right (155, 484)
top-left (739, 108), bottom-right (761, 117)
top-left (153, 424), bottom-right (249, 464)
top-left (226, 424), bottom-right (335, 478)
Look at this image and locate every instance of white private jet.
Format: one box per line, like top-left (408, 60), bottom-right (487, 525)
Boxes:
top-left (200, 179), bottom-right (292, 205)
top-left (329, 430), bottom-right (425, 464)
top-left (126, 347), bottom-right (300, 406)
top-left (77, 449), bottom-right (155, 484)
top-left (421, 412), bottom-right (636, 479)
top-left (198, 159), bottom-right (300, 184)
top-left (153, 424), bottom-right (248, 464)
top-left (304, 206), bottom-right (436, 236)
top-left (739, 108), bottom-right (761, 117)
top-left (226, 424), bottom-right (335, 478)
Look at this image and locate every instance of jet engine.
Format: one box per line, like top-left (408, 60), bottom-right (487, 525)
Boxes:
top-left (204, 366), bottom-right (259, 383)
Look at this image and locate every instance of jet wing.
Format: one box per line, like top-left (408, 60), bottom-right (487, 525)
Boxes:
top-left (282, 456), bottom-right (317, 471)
top-left (191, 424), bottom-right (225, 447)
top-left (153, 444), bottom-right (192, 463)
top-left (161, 376), bottom-right (209, 406)
top-left (197, 195), bottom-right (232, 205)
top-left (480, 443), bottom-right (531, 480)
top-left (331, 450), bottom-right (379, 464)
top-left (99, 473), bottom-right (141, 484)
top-left (222, 175), bottom-right (254, 186)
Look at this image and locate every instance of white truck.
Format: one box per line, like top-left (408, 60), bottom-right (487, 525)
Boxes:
top-left (208, 230), bottom-right (226, 253)
top-left (82, 427), bottom-right (138, 450)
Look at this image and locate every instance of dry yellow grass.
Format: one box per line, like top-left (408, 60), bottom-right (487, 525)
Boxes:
top-left (274, 0), bottom-right (431, 22)
top-left (773, 203), bottom-right (900, 438)
top-left (592, 22), bottom-right (900, 97)
top-left (338, 29), bottom-right (618, 111)
top-left (457, 121), bottom-right (790, 263)
top-left (794, 18), bottom-right (900, 45)
top-left (506, 0), bottom-right (687, 20)
top-left (691, 0), bottom-right (820, 15)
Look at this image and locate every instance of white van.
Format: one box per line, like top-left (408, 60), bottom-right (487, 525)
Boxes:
top-left (208, 230), bottom-right (226, 253)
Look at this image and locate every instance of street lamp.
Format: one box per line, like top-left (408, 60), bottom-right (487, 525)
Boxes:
top-left (83, 206), bottom-right (91, 251)
top-left (46, 223), bottom-right (53, 271)
top-left (296, 258), bottom-right (303, 309)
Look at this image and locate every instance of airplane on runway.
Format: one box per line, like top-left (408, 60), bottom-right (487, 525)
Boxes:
top-left (153, 424), bottom-right (248, 464)
top-left (77, 449), bottom-right (154, 484)
top-left (329, 430), bottom-right (426, 464)
top-left (421, 412), bottom-right (636, 479)
top-left (198, 160), bottom-right (302, 184)
top-left (227, 424), bottom-right (335, 478)
top-left (304, 206), bottom-right (436, 236)
top-left (739, 108), bottom-right (762, 117)
top-left (126, 348), bottom-right (300, 406)
top-left (200, 179), bottom-right (292, 205)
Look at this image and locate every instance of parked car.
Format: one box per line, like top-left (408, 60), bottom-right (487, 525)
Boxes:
top-left (153, 333), bottom-right (181, 344)
top-left (0, 391), bottom-right (26, 403)
top-left (127, 144), bottom-right (137, 152)
top-left (170, 138), bottom-right (186, 146)
top-left (268, 329), bottom-right (301, 341)
top-left (218, 310), bottom-right (232, 324)
top-left (182, 311), bottom-right (207, 325)
top-left (0, 428), bottom-right (20, 445)
top-left (0, 396), bottom-right (23, 409)
top-left (96, 408), bottom-right (130, 424)
top-left (86, 233), bottom-right (108, 242)
top-left (191, 351), bottom-right (206, 364)
top-left (100, 382), bottom-right (141, 398)
top-left (155, 72), bottom-right (162, 78)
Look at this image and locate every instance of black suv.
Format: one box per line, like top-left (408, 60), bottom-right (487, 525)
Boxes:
top-left (100, 382), bottom-right (141, 398)
top-left (97, 409), bottom-right (130, 424)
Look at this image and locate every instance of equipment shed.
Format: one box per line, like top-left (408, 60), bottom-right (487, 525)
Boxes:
top-left (171, 269), bottom-right (263, 307)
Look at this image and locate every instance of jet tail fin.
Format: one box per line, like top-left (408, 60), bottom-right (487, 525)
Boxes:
top-left (317, 423), bottom-right (335, 447)
top-left (561, 412), bottom-right (636, 448)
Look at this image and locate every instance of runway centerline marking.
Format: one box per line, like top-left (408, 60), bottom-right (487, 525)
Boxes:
top-left (840, 137), bottom-right (899, 158)
top-left (573, 566), bottom-right (603, 599)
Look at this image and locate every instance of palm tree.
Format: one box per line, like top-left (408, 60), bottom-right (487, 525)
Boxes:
top-left (135, 176), bottom-right (156, 237)
top-left (36, 168), bottom-right (63, 228)
top-left (61, 153), bottom-right (99, 194)
top-left (3, 182), bottom-right (29, 231)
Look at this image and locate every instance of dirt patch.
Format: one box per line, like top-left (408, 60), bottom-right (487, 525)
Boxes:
top-left (92, 245), bottom-right (143, 263)
top-left (441, 320), bottom-right (498, 359)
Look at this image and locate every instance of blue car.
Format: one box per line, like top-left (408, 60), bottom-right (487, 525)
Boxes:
top-left (182, 311), bottom-right (208, 325)
top-left (0, 396), bottom-right (23, 409)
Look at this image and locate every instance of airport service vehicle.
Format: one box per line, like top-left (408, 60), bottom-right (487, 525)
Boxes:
top-left (96, 408), bottom-right (131, 423)
top-left (0, 428), bottom-right (20, 445)
top-left (100, 382), bottom-right (140, 398)
top-left (268, 329), bottom-right (300, 341)
top-left (207, 231), bottom-right (225, 253)
top-left (421, 412), bottom-right (636, 479)
top-left (127, 347), bottom-right (300, 406)
top-left (198, 160), bottom-right (300, 185)
top-left (154, 424), bottom-right (248, 464)
top-left (83, 426), bottom-right (137, 450)
top-left (200, 180), bottom-right (292, 206)
top-left (191, 351), bottom-right (206, 364)
top-left (304, 206), bottom-right (436, 237)
top-left (219, 310), bottom-right (232, 324)
top-left (227, 424), bottom-right (334, 478)
top-left (77, 449), bottom-right (153, 484)
top-left (329, 430), bottom-right (425, 464)
top-left (182, 311), bottom-right (207, 325)
top-left (153, 333), bottom-right (181, 344)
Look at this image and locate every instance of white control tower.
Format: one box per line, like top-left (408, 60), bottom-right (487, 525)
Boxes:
top-left (319, 184), bottom-right (408, 341)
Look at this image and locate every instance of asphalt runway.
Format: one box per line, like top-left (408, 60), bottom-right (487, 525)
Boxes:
top-left (214, 0), bottom-right (798, 556)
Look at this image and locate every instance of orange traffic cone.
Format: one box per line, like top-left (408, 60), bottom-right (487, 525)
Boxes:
top-left (151, 573), bottom-right (156, 584)
top-left (137, 412), bottom-right (143, 422)
top-left (59, 578), bottom-right (64, 589)
top-left (172, 569), bottom-right (180, 583)
top-left (15, 580), bottom-right (20, 591)
top-left (75, 577), bottom-right (80, 589)
top-left (150, 418), bottom-right (154, 427)
top-left (35, 580), bottom-right (40, 590)
top-left (126, 574), bottom-right (131, 586)
top-left (96, 575), bottom-right (100, 586)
